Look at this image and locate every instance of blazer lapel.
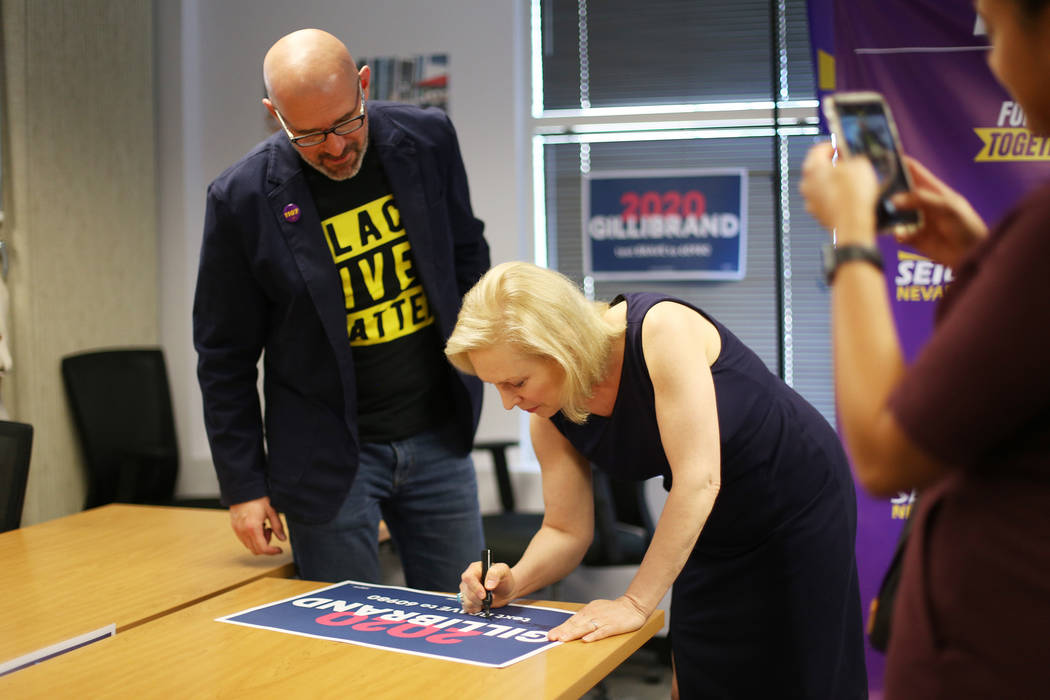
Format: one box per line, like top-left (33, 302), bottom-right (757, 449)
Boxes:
top-left (370, 109), bottom-right (438, 288)
top-left (265, 138), bottom-right (352, 364)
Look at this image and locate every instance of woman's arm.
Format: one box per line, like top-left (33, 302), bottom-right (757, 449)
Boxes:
top-left (459, 415), bottom-right (595, 610)
top-left (549, 301), bottom-right (724, 643)
top-left (800, 143), bottom-right (950, 496)
top-left (508, 416), bottom-right (597, 595)
top-left (625, 302), bottom-right (722, 614)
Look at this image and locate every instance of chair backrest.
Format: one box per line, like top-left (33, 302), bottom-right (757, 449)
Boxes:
top-left (474, 440), bottom-right (519, 512)
top-left (474, 440), bottom-right (655, 567)
top-left (61, 348), bottom-right (178, 509)
top-left (0, 420), bottom-right (34, 532)
top-left (586, 469), bottom-right (655, 566)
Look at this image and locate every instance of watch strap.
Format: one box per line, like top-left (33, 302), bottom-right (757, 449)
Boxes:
top-left (823, 243), bottom-right (884, 285)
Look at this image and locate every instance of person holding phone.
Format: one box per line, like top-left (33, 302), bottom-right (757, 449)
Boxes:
top-left (447, 262), bottom-right (867, 699)
top-left (799, 0), bottom-right (1050, 695)
top-left (822, 91), bottom-right (923, 237)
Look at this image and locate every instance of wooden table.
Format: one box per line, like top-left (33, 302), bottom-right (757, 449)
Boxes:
top-left (0, 577), bottom-right (665, 698)
top-left (0, 503), bottom-right (294, 670)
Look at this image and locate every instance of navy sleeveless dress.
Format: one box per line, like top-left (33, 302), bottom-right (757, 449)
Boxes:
top-left (551, 293), bottom-right (867, 699)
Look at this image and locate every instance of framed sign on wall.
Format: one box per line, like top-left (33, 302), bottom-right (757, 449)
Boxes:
top-left (582, 169), bottom-right (748, 281)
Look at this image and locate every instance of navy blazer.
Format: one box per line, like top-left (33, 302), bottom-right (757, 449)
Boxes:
top-left (193, 102), bottom-right (488, 523)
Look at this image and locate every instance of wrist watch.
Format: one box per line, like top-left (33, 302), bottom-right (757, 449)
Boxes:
top-left (822, 242), bottom-right (884, 285)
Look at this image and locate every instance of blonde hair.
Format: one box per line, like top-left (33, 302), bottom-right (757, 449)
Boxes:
top-left (446, 262), bottom-right (625, 424)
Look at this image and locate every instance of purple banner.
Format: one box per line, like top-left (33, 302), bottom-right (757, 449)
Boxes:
top-left (810, 0), bottom-right (1050, 693)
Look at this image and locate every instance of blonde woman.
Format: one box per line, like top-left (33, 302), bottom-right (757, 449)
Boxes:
top-left (447, 262), bottom-right (866, 699)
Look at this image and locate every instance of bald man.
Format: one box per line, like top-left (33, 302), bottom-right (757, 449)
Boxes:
top-left (193, 29), bottom-right (489, 590)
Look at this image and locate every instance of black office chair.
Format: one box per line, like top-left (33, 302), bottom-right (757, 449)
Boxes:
top-left (0, 420), bottom-right (34, 532)
top-left (477, 440), bottom-right (651, 567)
top-left (585, 468), bottom-right (653, 566)
top-left (476, 440), bottom-right (545, 565)
top-left (61, 347), bottom-right (221, 510)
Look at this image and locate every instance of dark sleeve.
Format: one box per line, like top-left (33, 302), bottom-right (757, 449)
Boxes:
top-left (439, 111), bottom-right (489, 297)
top-left (888, 194), bottom-right (1050, 468)
top-left (192, 183), bottom-right (270, 505)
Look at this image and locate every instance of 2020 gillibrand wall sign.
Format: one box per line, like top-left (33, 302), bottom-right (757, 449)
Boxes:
top-left (583, 169), bottom-right (748, 281)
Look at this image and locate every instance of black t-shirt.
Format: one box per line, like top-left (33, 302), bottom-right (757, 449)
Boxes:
top-left (302, 144), bottom-right (449, 442)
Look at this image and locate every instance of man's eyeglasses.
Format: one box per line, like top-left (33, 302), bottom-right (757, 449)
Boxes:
top-left (274, 80), bottom-right (366, 148)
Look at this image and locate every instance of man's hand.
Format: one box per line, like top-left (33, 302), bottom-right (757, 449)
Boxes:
top-left (229, 496), bottom-right (286, 555)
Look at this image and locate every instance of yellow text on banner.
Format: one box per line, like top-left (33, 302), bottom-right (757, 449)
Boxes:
top-left (974, 128), bottom-right (1050, 162)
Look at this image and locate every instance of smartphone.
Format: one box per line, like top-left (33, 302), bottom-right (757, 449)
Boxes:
top-left (822, 91), bottom-right (922, 236)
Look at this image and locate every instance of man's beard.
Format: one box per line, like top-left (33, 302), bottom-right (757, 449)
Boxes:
top-left (305, 137), bottom-right (369, 181)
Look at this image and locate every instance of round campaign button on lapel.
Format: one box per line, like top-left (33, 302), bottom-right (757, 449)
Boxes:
top-left (282, 203), bottom-right (302, 222)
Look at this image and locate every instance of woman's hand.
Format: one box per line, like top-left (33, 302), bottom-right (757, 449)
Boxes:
top-left (889, 156), bottom-right (988, 267)
top-left (547, 595), bottom-right (649, 643)
top-left (800, 141), bottom-right (880, 245)
top-left (458, 560), bottom-right (516, 613)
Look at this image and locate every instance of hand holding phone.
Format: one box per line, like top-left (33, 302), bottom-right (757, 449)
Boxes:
top-left (822, 91), bottom-right (922, 236)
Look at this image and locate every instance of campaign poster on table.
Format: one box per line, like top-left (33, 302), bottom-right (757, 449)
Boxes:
top-left (217, 581), bottom-right (574, 668)
top-left (807, 0), bottom-right (1050, 691)
top-left (582, 169), bottom-right (747, 281)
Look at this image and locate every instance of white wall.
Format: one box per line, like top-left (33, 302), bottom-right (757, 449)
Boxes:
top-left (155, 0), bottom-right (532, 498)
top-left (3, 0), bottom-right (158, 525)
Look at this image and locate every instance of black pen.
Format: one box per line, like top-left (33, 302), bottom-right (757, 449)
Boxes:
top-left (480, 548), bottom-right (493, 618)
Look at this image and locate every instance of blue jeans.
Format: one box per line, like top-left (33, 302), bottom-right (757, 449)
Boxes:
top-left (286, 423), bottom-right (483, 592)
